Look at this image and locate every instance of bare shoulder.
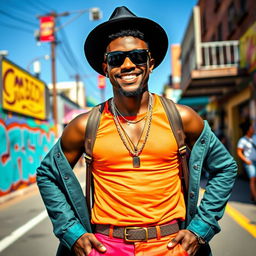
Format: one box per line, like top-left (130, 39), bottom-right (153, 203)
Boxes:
top-left (176, 104), bottom-right (204, 147)
top-left (61, 111), bottom-right (90, 147)
top-left (61, 111), bottom-right (91, 165)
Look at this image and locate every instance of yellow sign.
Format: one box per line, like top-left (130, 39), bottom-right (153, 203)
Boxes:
top-left (1, 59), bottom-right (46, 120)
top-left (240, 21), bottom-right (256, 73)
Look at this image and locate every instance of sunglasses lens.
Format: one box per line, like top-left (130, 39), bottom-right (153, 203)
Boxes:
top-left (129, 50), bottom-right (148, 65)
top-left (107, 52), bottom-right (125, 67)
top-left (106, 50), bottom-right (148, 67)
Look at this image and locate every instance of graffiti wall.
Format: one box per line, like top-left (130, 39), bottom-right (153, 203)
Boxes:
top-left (0, 108), bottom-right (55, 196)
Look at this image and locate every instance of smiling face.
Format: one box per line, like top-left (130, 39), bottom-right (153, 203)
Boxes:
top-left (102, 36), bottom-right (155, 97)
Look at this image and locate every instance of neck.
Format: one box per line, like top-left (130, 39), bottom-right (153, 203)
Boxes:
top-left (112, 90), bottom-right (151, 116)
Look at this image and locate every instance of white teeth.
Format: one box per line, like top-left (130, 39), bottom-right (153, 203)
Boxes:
top-left (121, 75), bottom-right (136, 81)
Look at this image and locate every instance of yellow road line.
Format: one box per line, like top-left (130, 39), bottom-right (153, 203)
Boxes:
top-left (225, 204), bottom-right (256, 238)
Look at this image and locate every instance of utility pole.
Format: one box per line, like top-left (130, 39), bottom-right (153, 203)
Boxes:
top-left (51, 39), bottom-right (57, 134)
top-left (75, 73), bottom-right (80, 105)
top-left (37, 8), bottom-right (102, 135)
top-left (49, 11), bottom-right (69, 136)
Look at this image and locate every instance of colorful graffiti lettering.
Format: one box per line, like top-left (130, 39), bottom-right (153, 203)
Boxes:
top-left (0, 115), bottom-right (55, 196)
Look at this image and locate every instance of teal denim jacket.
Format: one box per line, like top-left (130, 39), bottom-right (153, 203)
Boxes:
top-left (36, 121), bottom-right (237, 254)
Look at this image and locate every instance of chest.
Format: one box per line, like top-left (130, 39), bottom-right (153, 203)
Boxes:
top-left (93, 110), bottom-right (178, 170)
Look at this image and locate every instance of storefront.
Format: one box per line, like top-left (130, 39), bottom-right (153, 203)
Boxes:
top-left (0, 57), bottom-right (55, 196)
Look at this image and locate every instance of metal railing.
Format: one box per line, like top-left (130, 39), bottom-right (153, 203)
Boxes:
top-left (200, 40), bottom-right (239, 69)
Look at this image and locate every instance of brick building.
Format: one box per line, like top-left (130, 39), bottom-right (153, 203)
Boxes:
top-left (179, 0), bottom-right (256, 173)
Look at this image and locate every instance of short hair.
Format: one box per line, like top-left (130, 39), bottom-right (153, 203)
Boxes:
top-left (240, 119), bottom-right (252, 134)
top-left (108, 29), bottom-right (149, 47)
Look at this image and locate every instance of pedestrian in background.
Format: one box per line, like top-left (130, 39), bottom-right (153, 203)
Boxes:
top-left (237, 120), bottom-right (256, 203)
top-left (37, 6), bottom-right (237, 256)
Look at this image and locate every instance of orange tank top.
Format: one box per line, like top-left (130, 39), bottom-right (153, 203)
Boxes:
top-left (91, 94), bottom-right (185, 226)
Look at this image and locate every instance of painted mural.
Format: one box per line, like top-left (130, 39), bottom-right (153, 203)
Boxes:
top-left (0, 108), bottom-right (55, 196)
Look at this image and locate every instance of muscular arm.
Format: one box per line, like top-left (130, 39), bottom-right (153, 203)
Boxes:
top-left (36, 112), bottom-right (93, 252)
top-left (169, 104), bottom-right (237, 256)
top-left (176, 104), bottom-right (204, 149)
top-left (61, 112), bottom-right (107, 256)
top-left (61, 113), bottom-right (89, 167)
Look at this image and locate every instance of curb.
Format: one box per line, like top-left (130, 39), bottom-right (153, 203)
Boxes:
top-left (0, 165), bottom-right (86, 205)
top-left (0, 183), bottom-right (38, 205)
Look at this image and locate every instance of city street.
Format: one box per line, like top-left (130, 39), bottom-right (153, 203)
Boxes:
top-left (0, 1), bottom-right (256, 256)
top-left (0, 168), bottom-right (255, 256)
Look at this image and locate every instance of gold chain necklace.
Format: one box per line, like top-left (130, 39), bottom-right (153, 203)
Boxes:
top-left (111, 93), bottom-right (153, 168)
top-left (113, 103), bottom-right (147, 125)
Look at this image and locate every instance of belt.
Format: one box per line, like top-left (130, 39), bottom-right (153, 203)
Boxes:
top-left (95, 222), bottom-right (179, 242)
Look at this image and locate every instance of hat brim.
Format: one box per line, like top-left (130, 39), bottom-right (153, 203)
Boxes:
top-left (84, 17), bottom-right (168, 76)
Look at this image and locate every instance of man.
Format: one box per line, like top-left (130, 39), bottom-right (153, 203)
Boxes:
top-left (237, 120), bottom-right (256, 203)
top-left (37, 6), bottom-right (237, 256)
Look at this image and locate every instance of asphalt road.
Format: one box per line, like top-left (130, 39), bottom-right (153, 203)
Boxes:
top-left (0, 170), bottom-right (255, 256)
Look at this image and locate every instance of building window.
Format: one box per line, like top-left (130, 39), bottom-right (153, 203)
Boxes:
top-left (237, 0), bottom-right (248, 23)
top-left (228, 3), bottom-right (236, 35)
top-left (214, 0), bottom-right (221, 12)
top-left (217, 23), bottom-right (222, 41)
top-left (202, 14), bottom-right (207, 36)
top-left (240, 0), bottom-right (247, 14)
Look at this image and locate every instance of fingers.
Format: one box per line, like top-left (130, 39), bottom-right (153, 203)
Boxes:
top-left (167, 230), bottom-right (200, 256)
top-left (89, 234), bottom-right (107, 253)
top-left (73, 233), bottom-right (106, 256)
top-left (167, 230), bottom-right (184, 248)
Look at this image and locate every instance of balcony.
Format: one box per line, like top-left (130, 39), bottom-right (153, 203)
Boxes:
top-left (200, 41), bottom-right (239, 69)
top-left (181, 40), bottom-right (247, 98)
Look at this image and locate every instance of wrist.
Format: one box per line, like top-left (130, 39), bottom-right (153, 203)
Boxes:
top-left (188, 230), bottom-right (206, 245)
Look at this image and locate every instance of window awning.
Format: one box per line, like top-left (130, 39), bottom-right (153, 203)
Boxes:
top-left (178, 97), bottom-right (209, 106)
top-left (178, 96), bottom-right (209, 116)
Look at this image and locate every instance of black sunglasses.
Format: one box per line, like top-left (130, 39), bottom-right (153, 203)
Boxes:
top-left (105, 49), bottom-right (150, 67)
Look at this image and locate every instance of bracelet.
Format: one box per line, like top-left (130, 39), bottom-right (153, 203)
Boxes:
top-left (189, 230), bottom-right (206, 245)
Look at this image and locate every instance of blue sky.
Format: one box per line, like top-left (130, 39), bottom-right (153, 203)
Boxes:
top-left (0, 0), bottom-right (197, 104)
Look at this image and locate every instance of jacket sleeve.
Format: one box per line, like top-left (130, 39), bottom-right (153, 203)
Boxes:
top-left (186, 121), bottom-right (237, 242)
top-left (36, 140), bottom-right (92, 250)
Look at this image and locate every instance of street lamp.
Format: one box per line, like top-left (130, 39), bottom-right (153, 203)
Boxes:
top-left (89, 8), bottom-right (102, 21)
top-left (0, 50), bottom-right (8, 57)
top-left (27, 55), bottom-right (50, 78)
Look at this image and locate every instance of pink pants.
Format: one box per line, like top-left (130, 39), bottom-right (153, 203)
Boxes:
top-left (88, 233), bottom-right (188, 256)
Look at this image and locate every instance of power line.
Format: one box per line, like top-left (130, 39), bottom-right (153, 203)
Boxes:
top-left (0, 21), bottom-right (33, 33)
top-left (0, 10), bottom-right (37, 28)
top-left (55, 10), bottom-right (86, 32)
top-left (55, 20), bottom-right (98, 90)
top-left (57, 51), bottom-right (75, 77)
top-left (24, 0), bottom-right (53, 15)
top-left (30, 0), bottom-right (56, 13)
top-left (1, 5), bottom-right (37, 20)
top-left (58, 42), bottom-right (78, 72)
top-left (0, 1), bottom-right (36, 17)
top-left (34, 9), bottom-right (101, 104)
top-left (56, 21), bottom-right (80, 69)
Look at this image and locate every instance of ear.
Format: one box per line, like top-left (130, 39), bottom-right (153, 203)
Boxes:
top-left (149, 57), bottom-right (155, 73)
top-left (102, 62), bottom-right (108, 76)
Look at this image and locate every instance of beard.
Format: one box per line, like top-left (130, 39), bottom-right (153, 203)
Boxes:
top-left (118, 85), bottom-right (144, 97)
top-left (117, 76), bottom-right (149, 97)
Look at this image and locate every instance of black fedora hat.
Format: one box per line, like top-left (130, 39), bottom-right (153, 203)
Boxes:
top-left (84, 6), bottom-right (168, 76)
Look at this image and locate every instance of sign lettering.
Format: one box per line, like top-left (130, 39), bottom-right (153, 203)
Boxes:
top-left (1, 59), bottom-right (47, 120)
